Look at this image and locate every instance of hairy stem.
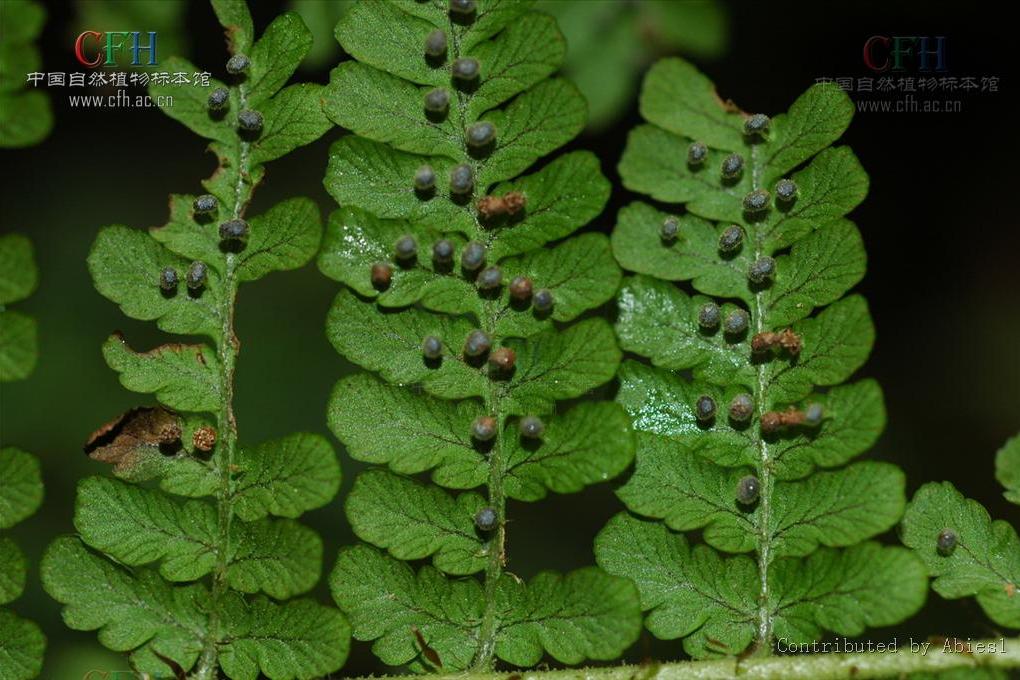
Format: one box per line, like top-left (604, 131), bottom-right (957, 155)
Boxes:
top-left (749, 143), bottom-right (775, 653)
top-left (355, 636), bottom-right (1020, 680)
top-left (191, 83), bottom-right (253, 680)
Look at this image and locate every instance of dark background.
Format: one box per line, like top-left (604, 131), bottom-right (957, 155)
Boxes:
top-left (1, 0), bottom-right (1018, 677)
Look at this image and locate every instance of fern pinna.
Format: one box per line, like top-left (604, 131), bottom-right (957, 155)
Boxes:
top-left (902, 433), bottom-right (1020, 633)
top-left (39, 3), bottom-right (348, 679)
top-left (593, 58), bottom-right (928, 658)
top-left (0, 234), bottom-right (45, 680)
top-left (319, 0), bottom-right (640, 671)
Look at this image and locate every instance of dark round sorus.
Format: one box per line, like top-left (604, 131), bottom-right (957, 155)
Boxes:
top-left (744, 113), bottom-right (770, 135)
top-left (661, 217), bottom-right (679, 242)
top-left (207, 87), bottom-right (229, 111)
top-left (450, 163), bottom-right (474, 194)
top-left (450, 0), bottom-right (477, 16)
top-left (698, 302), bottom-right (721, 329)
top-left (695, 395), bottom-right (716, 422)
top-left (466, 121), bottom-right (496, 148)
top-left (186, 261), bottom-right (207, 290)
top-left (414, 165), bottom-right (436, 191)
top-left (422, 335), bottom-right (443, 360)
top-left (721, 153), bottom-right (744, 179)
top-left (724, 309), bottom-right (749, 335)
top-left (737, 475), bottom-right (761, 504)
top-left (225, 53), bottom-right (250, 74)
top-left (519, 415), bottom-right (545, 438)
top-left (718, 225), bottom-right (743, 252)
top-left (432, 239), bottom-right (454, 263)
top-left (424, 29), bottom-right (447, 58)
top-left (237, 109), bottom-right (263, 132)
top-left (193, 194), bottom-right (218, 214)
top-left (370, 262), bottom-right (392, 288)
top-left (748, 256), bottom-right (776, 284)
top-left (424, 88), bottom-right (450, 113)
top-left (509, 276), bottom-right (533, 301)
top-left (775, 178), bottom-right (798, 202)
top-left (488, 347), bottom-right (516, 371)
top-left (475, 506), bottom-right (497, 530)
top-left (471, 415), bottom-right (497, 441)
top-left (477, 266), bottom-right (502, 290)
top-left (452, 57), bottom-right (480, 81)
top-left (159, 266), bottom-right (179, 291)
top-left (219, 218), bottom-right (249, 241)
top-left (533, 288), bottom-right (554, 312)
top-left (394, 235), bottom-right (418, 261)
top-left (461, 242), bottom-right (485, 270)
top-left (688, 141), bottom-right (707, 165)
top-left (464, 329), bottom-right (491, 357)
top-left (729, 394), bottom-right (754, 422)
top-left (743, 189), bottom-right (771, 212)
top-left (937, 529), bottom-right (957, 555)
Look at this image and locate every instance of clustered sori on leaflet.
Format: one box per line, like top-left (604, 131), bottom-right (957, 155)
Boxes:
top-left (361, 1), bottom-right (557, 446)
top-left (159, 51), bottom-right (264, 293)
top-left (663, 111), bottom-right (826, 505)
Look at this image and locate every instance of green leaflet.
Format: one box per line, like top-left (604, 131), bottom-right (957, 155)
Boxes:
top-left (618, 437), bottom-right (904, 556)
top-left (246, 11), bottom-right (312, 106)
top-left (249, 83), bottom-right (333, 164)
top-left (331, 545), bottom-right (640, 671)
top-left (219, 597), bottom-right (351, 680)
top-left (52, 2), bottom-right (347, 677)
top-left (323, 1), bottom-right (637, 671)
top-left (599, 56), bottom-right (920, 657)
top-left (0, 448), bottom-right (45, 678)
top-left (0, 609), bottom-right (45, 680)
top-left (43, 537), bottom-right (207, 673)
top-left (328, 290), bottom-right (620, 409)
top-left (319, 208), bottom-right (618, 331)
top-left (596, 515), bottom-right (926, 659)
top-left (0, 234), bottom-right (37, 305)
top-left (0, 234), bottom-right (39, 381)
top-left (902, 482), bottom-right (1020, 628)
top-left (0, 447), bottom-right (43, 529)
top-left (232, 433), bottom-right (341, 521)
top-left (0, 0), bottom-right (52, 148)
top-left (236, 197), bottom-right (323, 281)
top-left (102, 334), bottom-right (221, 413)
top-left (0, 537), bottom-right (26, 604)
top-left (74, 477), bottom-right (322, 599)
top-left (329, 373), bottom-right (486, 489)
top-left (538, 0), bottom-right (727, 130)
top-left (43, 537), bottom-right (349, 679)
top-left (346, 469), bottom-right (489, 575)
top-left (764, 295), bottom-right (875, 403)
top-left (616, 361), bottom-right (886, 478)
top-left (502, 401), bottom-right (634, 501)
top-left (995, 433), bottom-right (1020, 504)
top-left (149, 194), bottom-right (322, 283)
top-left (615, 275), bottom-right (753, 387)
top-left (89, 225), bottom-right (223, 339)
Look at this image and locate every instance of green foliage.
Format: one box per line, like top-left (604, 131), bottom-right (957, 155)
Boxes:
top-left (903, 470), bottom-right (1020, 629)
top-left (538, 0), bottom-right (728, 130)
top-left (0, 448), bottom-right (46, 680)
top-left (996, 434), bottom-right (1020, 504)
top-left (321, 0), bottom-right (639, 671)
top-left (0, 234), bottom-right (39, 382)
top-left (0, 0), bottom-right (52, 147)
top-left (41, 3), bottom-right (347, 678)
top-left (595, 57), bottom-right (926, 658)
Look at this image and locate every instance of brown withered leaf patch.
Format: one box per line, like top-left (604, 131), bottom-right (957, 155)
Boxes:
top-left (477, 191), bottom-right (526, 221)
top-left (84, 406), bottom-right (182, 474)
